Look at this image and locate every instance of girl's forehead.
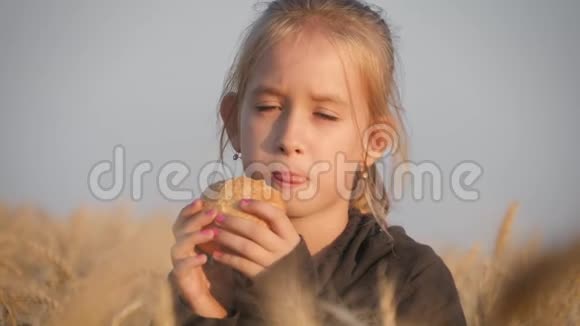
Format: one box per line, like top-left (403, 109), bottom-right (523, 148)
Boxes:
top-left (248, 32), bottom-right (367, 104)
top-left (259, 29), bottom-right (351, 73)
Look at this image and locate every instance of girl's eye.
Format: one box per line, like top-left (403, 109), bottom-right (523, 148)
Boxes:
top-left (315, 112), bottom-right (339, 121)
top-left (255, 106), bottom-right (280, 112)
top-left (255, 106), bottom-right (338, 121)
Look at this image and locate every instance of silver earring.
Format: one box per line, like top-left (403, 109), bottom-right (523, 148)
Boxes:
top-left (233, 152), bottom-right (241, 160)
top-left (361, 165), bottom-right (369, 180)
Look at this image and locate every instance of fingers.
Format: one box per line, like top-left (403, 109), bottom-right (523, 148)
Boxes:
top-left (173, 204), bottom-right (219, 239)
top-left (171, 254), bottom-right (208, 279)
top-left (172, 199), bottom-right (204, 236)
top-left (212, 227), bottom-right (273, 266)
top-left (238, 199), bottom-right (295, 240)
top-left (212, 250), bottom-right (263, 279)
top-left (214, 214), bottom-right (280, 252)
top-left (171, 229), bottom-right (216, 265)
top-left (176, 209), bottom-right (219, 239)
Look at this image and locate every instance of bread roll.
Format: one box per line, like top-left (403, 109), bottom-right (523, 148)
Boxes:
top-left (197, 175), bottom-right (286, 255)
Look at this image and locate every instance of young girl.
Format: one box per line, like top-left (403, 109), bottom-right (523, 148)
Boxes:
top-left (168, 1), bottom-right (466, 325)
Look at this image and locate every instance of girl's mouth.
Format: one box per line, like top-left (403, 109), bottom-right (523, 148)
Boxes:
top-left (271, 171), bottom-right (307, 187)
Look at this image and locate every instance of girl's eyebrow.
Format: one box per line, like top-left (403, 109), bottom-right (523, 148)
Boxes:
top-left (250, 85), bottom-right (285, 98)
top-left (251, 84), bottom-right (348, 107)
top-left (310, 92), bottom-right (348, 108)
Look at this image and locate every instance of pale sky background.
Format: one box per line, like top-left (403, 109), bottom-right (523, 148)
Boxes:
top-left (1, 0), bottom-right (579, 250)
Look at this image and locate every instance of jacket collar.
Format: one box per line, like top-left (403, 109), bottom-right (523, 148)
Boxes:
top-left (312, 209), bottom-right (395, 296)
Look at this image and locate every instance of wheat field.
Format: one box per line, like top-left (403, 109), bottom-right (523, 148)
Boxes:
top-left (0, 201), bottom-right (578, 326)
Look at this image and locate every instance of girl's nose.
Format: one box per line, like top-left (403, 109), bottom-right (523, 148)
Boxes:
top-left (275, 106), bottom-right (305, 156)
top-left (277, 141), bottom-right (304, 155)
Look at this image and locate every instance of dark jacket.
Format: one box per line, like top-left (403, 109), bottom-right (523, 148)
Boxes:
top-left (170, 208), bottom-right (467, 326)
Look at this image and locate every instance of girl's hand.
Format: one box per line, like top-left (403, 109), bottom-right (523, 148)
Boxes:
top-left (168, 199), bottom-right (236, 319)
top-left (210, 198), bottom-right (301, 279)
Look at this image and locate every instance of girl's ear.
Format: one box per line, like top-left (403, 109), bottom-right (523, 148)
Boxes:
top-left (220, 92), bottom-right (242, 153)
top-left (364, 116), bottom-right (397, 167)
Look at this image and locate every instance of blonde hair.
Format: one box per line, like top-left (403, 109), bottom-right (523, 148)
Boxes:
top-left (217, 0), bottom-right (409, 232)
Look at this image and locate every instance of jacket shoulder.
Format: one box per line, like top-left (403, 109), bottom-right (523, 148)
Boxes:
top-left (387, 225), bottom-right (440, 266)
top-left (384, 225), bottom-right (451, 291)
top-left (382, 225), bottom-right (467, 326)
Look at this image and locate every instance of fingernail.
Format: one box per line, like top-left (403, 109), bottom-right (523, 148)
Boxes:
top-left (211, 228), bottom-right (219, 235)
top-left (213, 250), bottom-right (223, 258)
top-left (205, 208), bottom-right (216, 216)
top-left (240, 198), bottom-right (251, 206)
top-left (196, 253), bottom-right (207, 261)
top-left (216, 214), bottom-right (225, 223)
top-left (201, 229), bottom-right (214, 237)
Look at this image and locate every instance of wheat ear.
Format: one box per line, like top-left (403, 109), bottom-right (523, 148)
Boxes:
top-left (494, 201), bottom-right (519, 259)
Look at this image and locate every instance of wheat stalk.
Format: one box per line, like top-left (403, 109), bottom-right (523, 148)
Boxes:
top-left (111, 298), bottom-right (145, 326)
top-left (150, 281), bottom-right (177, 326)
top-left (378, 275), bottom-right (397, 326)
top-left (318, 300), bottom-right (362, 326)
top-left (489, 239), bottom-right (580, 324)
top-left (494, 201), bottom-right (519, 259)
top-left (0, 291), bottom-right (18, 326)
top-left (0, 285), bottom-right (60, 311)
top-left (24, 241), bottom-right (73, 282)
top-left (0, 261), bottom-right (22, 277)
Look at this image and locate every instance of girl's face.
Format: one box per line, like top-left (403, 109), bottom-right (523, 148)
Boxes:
top-left (236, 28), bottom-right (372, 217)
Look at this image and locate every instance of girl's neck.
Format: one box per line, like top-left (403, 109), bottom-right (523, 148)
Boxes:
top-left (289, 200), bottom-right (350, 257)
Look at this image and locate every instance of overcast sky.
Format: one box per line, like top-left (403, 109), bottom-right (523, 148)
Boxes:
top-left (1, 0), bottom-right (579, 250)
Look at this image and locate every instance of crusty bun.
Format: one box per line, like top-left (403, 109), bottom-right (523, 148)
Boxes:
top-left (197, 175), bottom-right (286, 255)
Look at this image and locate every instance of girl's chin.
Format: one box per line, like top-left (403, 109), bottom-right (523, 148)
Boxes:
top-left (283, 197), bottom-right (313, 218)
